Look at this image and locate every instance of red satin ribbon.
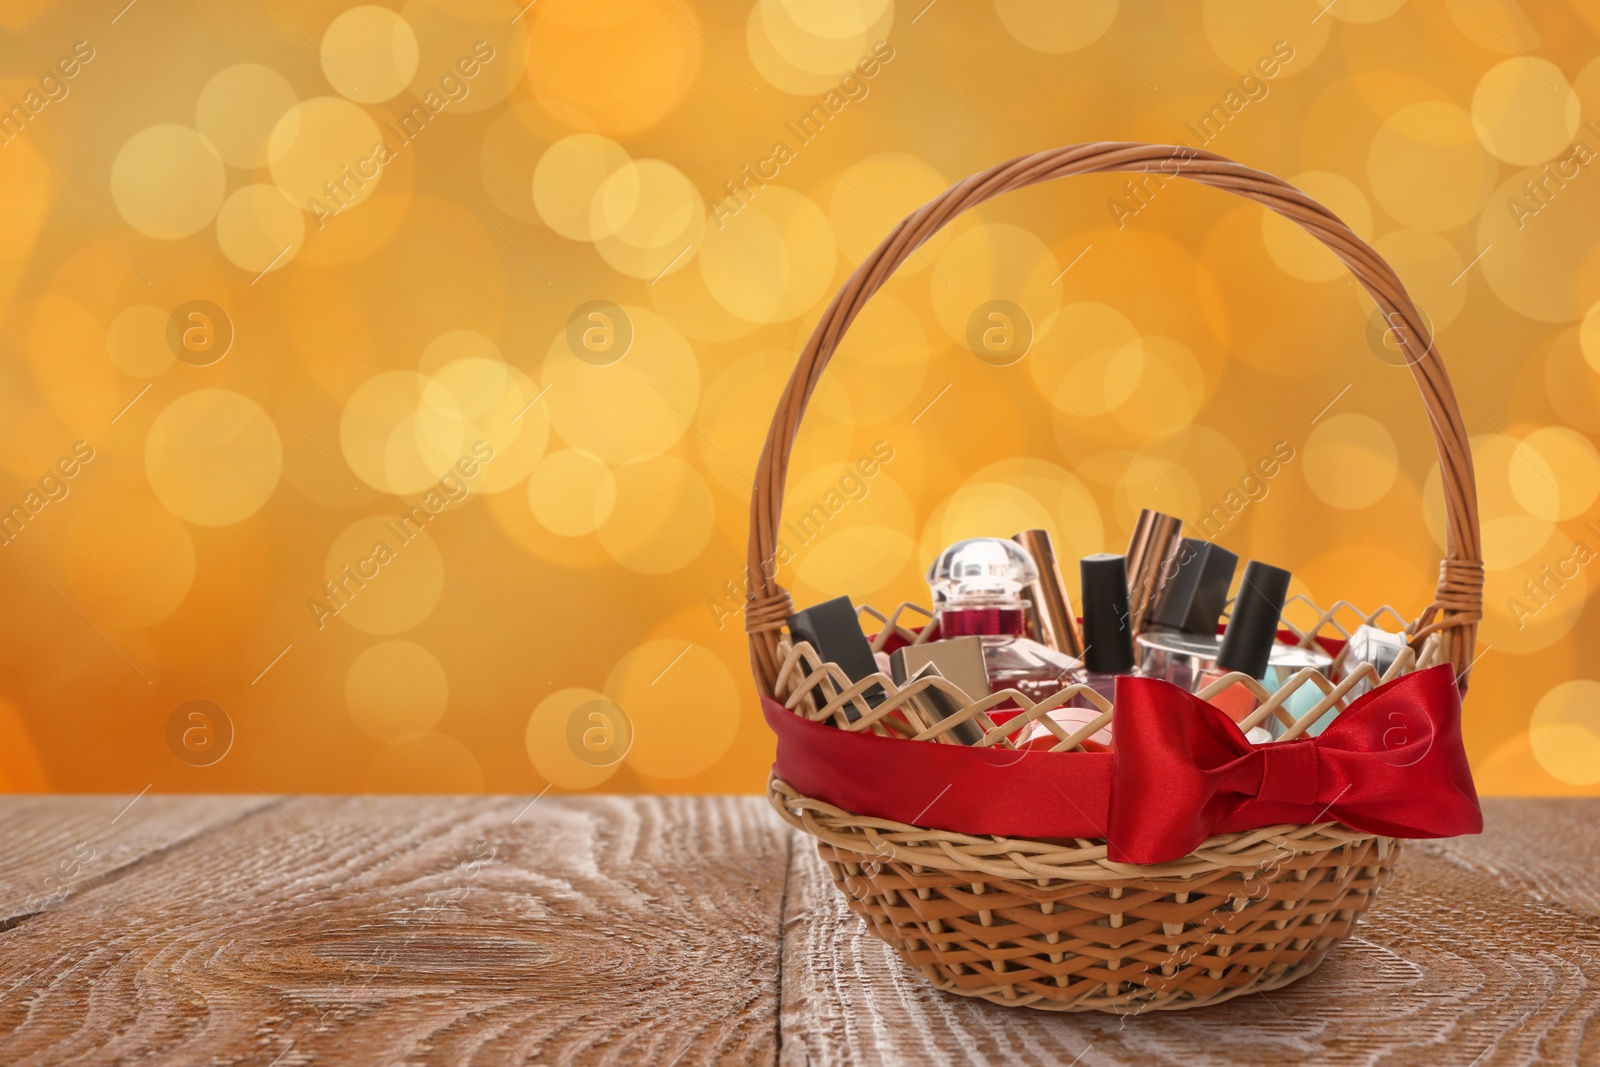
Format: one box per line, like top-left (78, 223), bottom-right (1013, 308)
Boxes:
top-left (1107, 663), bottom-right (1482, 863)
top-left (764, 663), bottom-right (1481, 863)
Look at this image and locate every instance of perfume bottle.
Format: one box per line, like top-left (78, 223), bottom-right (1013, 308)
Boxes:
top-left (1136, 538), bottom-right (1238, 692)
top-left (927, 538), bottom-right (1084, 704)
top-left (1340, 624), bottom-right (1410, 703)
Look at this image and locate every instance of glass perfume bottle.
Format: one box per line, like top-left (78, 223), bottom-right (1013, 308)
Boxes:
top-left (1338, 624), bottom-right (1410, 704)
top-left (928, 538), bottom-right (1085, 704)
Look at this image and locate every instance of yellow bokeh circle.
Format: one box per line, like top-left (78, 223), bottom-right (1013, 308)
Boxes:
top-left (1302, 413), bottom-right (1399, 511)
top-left (590, 159), bottom-right (706, 280)
top-left (106, 304), bottom-right (176, 378)
top-left (828, 153), bottom-right (951, 275)
top-left (428, 353), bottom-right (550, 492)
top-left (1478, 166), bottom-right (1600, 324)
top-left (1201, 0), bottom-right (1328, 78)
top-left (1529, 680), bottom-right (1600, 786)
top-left (196, 64), bottom-right (298, 169)
top-left (930, 223), bottom-right (1061, 347)
top-left (346, 640), bottom-right (448, 742)
top-left (340, 370), bottom-right (467, 494)
top-left (322, 515), bottom-right (444, 635)
top-left (700, 185), bottom-right (836, 323)
top-left (597, 455), bottom-right (715, 574)
top-left (525, 686), bottom-right (625, 790)
top-left (1262, 171), bottom-right (1372, 282)
top-left (110, 125), bottom-right (227, 239)
top-left (269, 97), bottom-right (385, 213)
top-left (1368, 102), bottom-right (1497, 231)
top-left (215, 184), bottom-right (305, 275)
top-left (1470, 58), bottom-right (1580, 166)
top-left (1372, 229), bottom-right (1468, 331)
top-left (145, 389), bottom-right (284, 526)
top-left (527, 449), bottom-right (616, 536)
top-left (1508, 426), bottom-right (1600, 521)
top-left (320, 5), bottom-right (419, 103)
top-left (608, 639), bottom-right (739, 779)
top-left (1029, 302), bottom-right (1142, 417)
top-left (1582, 302), bottom-right (1600, 373)
top-left (533, 134), bottom-right (632, 241)
top-left (540, 305), bottom-right (700, 464)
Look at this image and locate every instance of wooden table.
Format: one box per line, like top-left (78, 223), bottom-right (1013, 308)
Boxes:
top-left (0, 797), bottom-right (1595, 1065)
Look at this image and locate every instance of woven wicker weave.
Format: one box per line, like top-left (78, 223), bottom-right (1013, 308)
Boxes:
top-left (745, 143), bottom-right (1485, 1012)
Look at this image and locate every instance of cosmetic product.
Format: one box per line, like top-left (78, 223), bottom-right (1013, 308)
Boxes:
top-left (1265, 641), bottom-right (1335, 734)
top-left (788, 596), bottom-right (884, 716)
top-left (891, 636), bottom-right (990, 706)
top-left (1340, 624), bottom-right (1411, 702)
top-left (1075, 553), bottom-right (1140, 703)
top-left (1197, 561), bottom-right (1292, 724)
top-left (1017, 554), bottom-right (1136, 750)
top-left (900, 662), bottom-right (986, 746)
top-left (1136, 539), bottom-right (1239, 691)
top-left (927, 538), bottom-right (1085, 703)
top-left (1011, 529), bottom-right (1085, 658)
top-left (1018, 704), bottom-right (1113, 749)
top-left (1124, 509), bottom-right (1184, 638)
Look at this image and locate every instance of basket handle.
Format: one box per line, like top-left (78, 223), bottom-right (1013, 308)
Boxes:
top-left (745, 143), bottom-right (1482, 696)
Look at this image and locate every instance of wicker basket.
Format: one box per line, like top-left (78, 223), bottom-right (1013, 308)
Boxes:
top-left (743, 143), bottom-right (1484, 1013)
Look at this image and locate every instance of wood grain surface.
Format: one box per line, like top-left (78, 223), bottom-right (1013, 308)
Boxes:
top-left (0, 796), bottom-right (1595, 1066)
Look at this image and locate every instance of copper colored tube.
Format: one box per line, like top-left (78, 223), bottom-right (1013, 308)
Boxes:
top-left (1125, 510), bottom-right (1183, 638)
top-left (1011, 529), bottom-right (1084, 658)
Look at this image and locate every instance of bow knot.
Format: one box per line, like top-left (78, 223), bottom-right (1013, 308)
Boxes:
top-left (1106, 664), bottom-right (1481, 865)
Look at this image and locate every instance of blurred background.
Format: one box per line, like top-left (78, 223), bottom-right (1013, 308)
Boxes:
top-left (1, 0), bottom-right (1597, 795)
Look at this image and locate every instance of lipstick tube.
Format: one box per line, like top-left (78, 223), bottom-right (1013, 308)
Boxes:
top-left (1124, 509), bottom-right (1184, 638)
top-left (1011, 529), bottom-right (1084, 658)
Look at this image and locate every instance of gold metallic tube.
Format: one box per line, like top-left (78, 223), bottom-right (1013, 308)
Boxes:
top-left (1124, 509), bottom-right (1184, 638)
top-left (1011, 529), bottom-right (1085, 658)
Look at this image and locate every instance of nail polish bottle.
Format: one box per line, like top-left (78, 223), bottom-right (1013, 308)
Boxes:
top-left (927, 538), bottom-right (1085, 703)
top-left (1135, 539), bottom-right (1238, 692)
top-left (1197, 561), bottom-right (1292, 725)
top-left (1017, 553), bottom-right (1136, 749)
top-left (1073, 553), bottom-right (1141, 704)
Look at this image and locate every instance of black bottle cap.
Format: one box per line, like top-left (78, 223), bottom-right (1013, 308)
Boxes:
top-left (1079, 553), bottom-right (1135, 674)
top-left (1150, 539), bottom-right (1239, 634)
top-left (1215, 561), bottom-right (1292, 678)
top-left (788, 596), bottom-right (884, 713)
top-left (1148, 538), bottom-right (1204, 631)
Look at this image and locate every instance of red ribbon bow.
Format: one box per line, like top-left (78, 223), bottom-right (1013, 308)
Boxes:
top-left (1106, 663), bottom-right (1483, 864)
